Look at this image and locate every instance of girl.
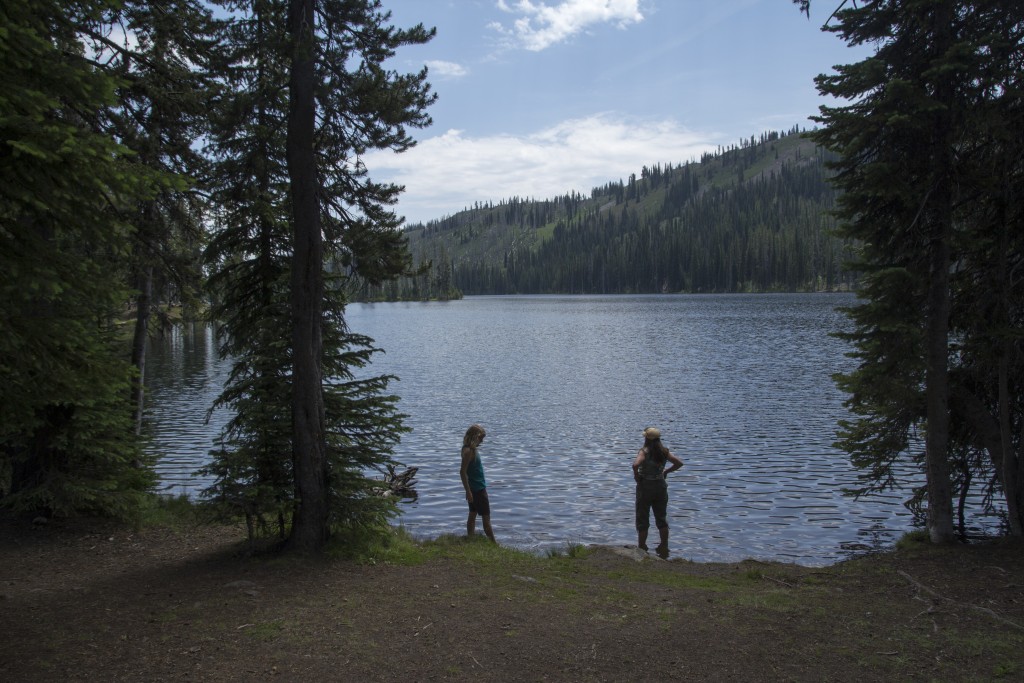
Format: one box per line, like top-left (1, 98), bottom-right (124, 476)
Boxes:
top-left (460, 424), bottom-right (495, 542)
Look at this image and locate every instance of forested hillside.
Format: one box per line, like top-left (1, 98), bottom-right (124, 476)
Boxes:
top-left (359, 128), bottom-right (854, 299)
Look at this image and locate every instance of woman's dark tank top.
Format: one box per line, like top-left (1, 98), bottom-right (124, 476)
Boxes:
top-left (639, 447), bottom-right (666, 481)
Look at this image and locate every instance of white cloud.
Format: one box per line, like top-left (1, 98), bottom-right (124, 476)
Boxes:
top-left (492, 0), bottom-right (644, 51)
top-left (362, 113), bottom-right (719, 224)
top-left (425, 60), bottom-right (469, 78)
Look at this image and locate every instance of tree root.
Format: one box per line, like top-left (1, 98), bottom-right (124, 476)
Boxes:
top-left (898, 570), bottom-right (1024, 632)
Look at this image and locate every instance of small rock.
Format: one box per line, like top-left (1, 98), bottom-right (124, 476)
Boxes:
top-left (606, 546), bottom-right (648, 562)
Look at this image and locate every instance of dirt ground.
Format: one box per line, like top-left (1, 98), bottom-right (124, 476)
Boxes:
top-left (1, 515), bottom-right (1022, 682)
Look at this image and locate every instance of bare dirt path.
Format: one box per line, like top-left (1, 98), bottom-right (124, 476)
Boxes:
top-left (2, 516), bottom-right (1022, 682)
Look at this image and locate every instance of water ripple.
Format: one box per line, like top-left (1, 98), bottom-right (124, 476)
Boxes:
top-left (143, 295), bottom-right (1001, 566)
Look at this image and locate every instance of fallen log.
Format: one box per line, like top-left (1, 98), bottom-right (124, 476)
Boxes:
top-left (373, 465), bottom-right (419, 499)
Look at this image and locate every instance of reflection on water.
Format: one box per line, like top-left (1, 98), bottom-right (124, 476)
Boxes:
top-left (142, 294), bottom-right (985, 566)
top-left (143, 323), bottom-right (230, 494)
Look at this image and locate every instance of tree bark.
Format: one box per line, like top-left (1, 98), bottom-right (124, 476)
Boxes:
top-left (129, 264), bottom-right (152, 437)
top-left (922, 0), bottom-right (956, 544)
top-left (996, 177), bottom-right (1023, 535)
top-left (951, 379), bottom-right (1024, 536)
top-left (924, 227), bottom-right (956, 544)
top-left (998, 351), bottom-right (1022, 535)
top-left (993, 138), bottom-right (1023, 536)
top-left (285, 0), bottom-right (329, 553)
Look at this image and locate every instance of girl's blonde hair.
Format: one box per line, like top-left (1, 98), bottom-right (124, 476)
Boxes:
top-left (463, 424), bottom-right (486, 448)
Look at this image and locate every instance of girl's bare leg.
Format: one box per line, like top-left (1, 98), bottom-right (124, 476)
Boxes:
top-left (482, 515), bottom-right (496, 543)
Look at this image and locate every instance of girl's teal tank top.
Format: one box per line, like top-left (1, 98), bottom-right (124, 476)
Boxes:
top-left (467, 450), bottom-right (487, 492)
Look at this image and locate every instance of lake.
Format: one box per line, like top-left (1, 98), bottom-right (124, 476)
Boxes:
top-left (144, 293), bottom-right (921, 566)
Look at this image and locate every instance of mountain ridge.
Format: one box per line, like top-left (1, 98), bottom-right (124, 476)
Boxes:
top-left (359, 127), bottom-right (852, 300)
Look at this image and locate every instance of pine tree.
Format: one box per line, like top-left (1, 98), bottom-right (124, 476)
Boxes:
top-left (204, 0), bottom-right (433, 550)
top-left (284, 0), bottom-right (433, 552)
top-left (943, 1), bottom-right (1024, 535)
top-left (814, 0), bottom-right (1024, 539)
top-left (202, 0), bottom-right (296, 541)
top-left (84, 0), bottom-right (215, 434)
top-left (0, 0), bottom-right (160, 517)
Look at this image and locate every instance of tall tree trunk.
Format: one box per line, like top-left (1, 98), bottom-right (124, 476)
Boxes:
top-left (129, 15), bottom-right (166, 440)
top-left (924, 228), bottom-right (955, 543)
top-left (998, 351), bottom-right (1022, 535)
top-left (1017, 416), bottom-right (1024, 534)
top-left (129, 264), bottom-right (152, 436)
top-left (285, 0), bottom-right (329, 553)
top-left (997, 161), bottom-right (1023, 536)
top-left (923, 0), bottom-right (956, 544)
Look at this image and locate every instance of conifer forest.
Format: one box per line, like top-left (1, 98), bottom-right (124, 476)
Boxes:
top-left (363, 130), bottom-right (852, 300)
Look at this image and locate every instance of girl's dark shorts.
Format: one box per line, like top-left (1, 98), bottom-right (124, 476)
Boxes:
top-left (468, 488), bottom-right (490, 516)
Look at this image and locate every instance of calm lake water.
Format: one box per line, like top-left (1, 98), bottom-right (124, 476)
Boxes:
top-left (145, 293), bottom-right (924, 566)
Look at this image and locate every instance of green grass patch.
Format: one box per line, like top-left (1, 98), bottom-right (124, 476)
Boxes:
top-left (330, 528), bottom-right (547, 571)
top-left (726, 590), bottom-right (801, 611)
top-left (894, 529), bottom-right (931, 551)
top-left (419, 534), bottom-right (541, 569)
top-left (151, 609), bottom-right (180, 623)
top-left (137, 493), bottom-right (215, 530)
top-left (545, 542), bottom-right (592, 560)
top-left (242, 619), bottom-right (286, 641)
top-left (327, 524), bottom-right (431, 565)
top-left (993, 660), bottom-right (1020, 679)
top-left (602, 567), bottom-right (734, 592)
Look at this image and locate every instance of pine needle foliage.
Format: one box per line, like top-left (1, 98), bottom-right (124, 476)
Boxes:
top-left (814, 0), bottom-right (1024, 536)
top-left (0, 0), bottom-right (160, 518)
top-left (201, 0), bottom-right (428, 547)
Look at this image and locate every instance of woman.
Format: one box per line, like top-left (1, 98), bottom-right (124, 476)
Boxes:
top-left (460, 424), bottom-right (495, 542)
top-left (633, 426), bottom-right (683, 556)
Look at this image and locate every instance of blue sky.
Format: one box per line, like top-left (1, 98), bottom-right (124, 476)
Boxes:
top-left (364, 0), bottom-right (871, 225)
